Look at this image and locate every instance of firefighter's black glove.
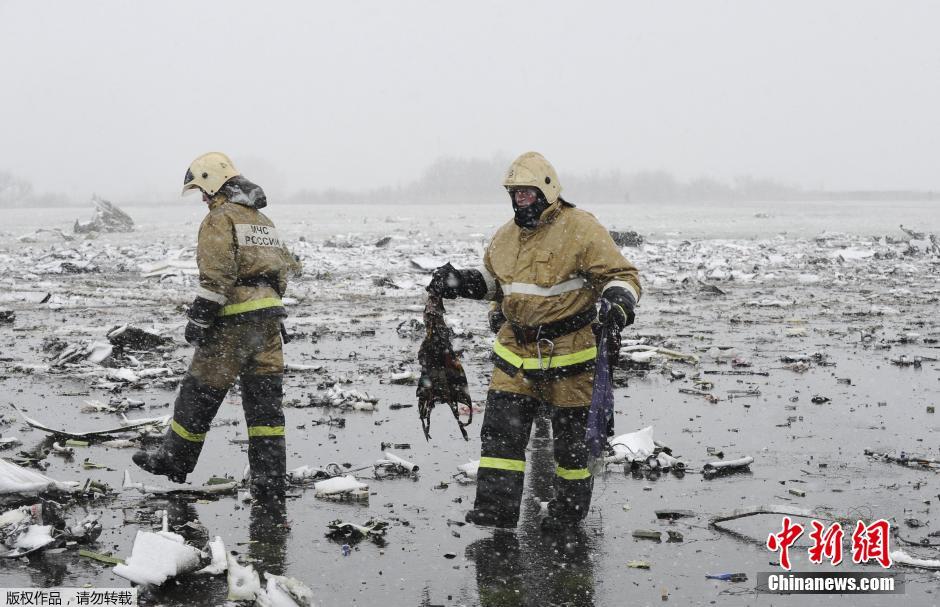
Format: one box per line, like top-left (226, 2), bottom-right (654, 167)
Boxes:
top-left (185, 295), bottom-right (222, 347)
top-left (602, 303), bottom-right (632, 333)
top-left (427, 263), bottom-right (461, 299)
top-left (426, 264), bottom-right (489, 300)
top-left (185, 321), bottom-right (212, 347)
top-left (598, 288), bottom-right (636, 365)
top-left (488, 305), bottom-right (507, 334)
top-left (600, 288), bottom-right (636, 332)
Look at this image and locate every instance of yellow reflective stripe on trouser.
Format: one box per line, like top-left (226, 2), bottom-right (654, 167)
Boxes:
top-left (247, 425), bottom-right (285, 437)
top-left (479, 456), bottom-right (526, 472)
top-left (556, 466), bottom-right (591, 480)
top-left (171, 420), bottom-right (207, 443)
top-left (493, 340), bottom-right (597, 370)
top-left (220, 297), bottom-right (283, 316)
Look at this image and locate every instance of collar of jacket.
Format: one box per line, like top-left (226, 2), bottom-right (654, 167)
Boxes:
top-left (518, 199), bottom-right (571, 239)
top-left (207, 193), bottom-right (228, 211)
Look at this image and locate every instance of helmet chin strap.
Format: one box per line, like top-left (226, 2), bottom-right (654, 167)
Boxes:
top-left (512, 194), bottom-right (550, 229)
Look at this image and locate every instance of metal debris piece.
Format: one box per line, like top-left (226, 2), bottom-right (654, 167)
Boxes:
top-left (710, 505), bottom-right (825, 544)
top-left (655, 509), bottom-right (695, 520)
top-left (313, 475), bottom-right (369, 500)
top-left (375, 451), bottom-right (419, 476)
top-left (623, 345), bottom-right (700, 364)
top-left (195, 537), bottom-right (227, 576)
top-left (13, 405), bottom-right (169, 440)
top-left (0, 458), bottom-right (79, 498)
top-left (74, 195), bottom-right (134, 234)
top-left (388, 371), bottom-right (420, 385)
top-left (79, 549), bottom-right (123, 565)
top-left (107, 325), bottom-right (172, 351)
top-left (307, 387), bottom-right (378, 411)
top-left (50, 442), bottom-right (75, 457)
top-left (260, 572), bottom-right (316, 606)
top-left (706, 573), bottom-right (747, 582)
top-left (121, 470), bottom-right (238, 496)
top-left (864, 449), bottom-right (940, 472)
top-left (113, 528), bottom-right (204, 586)
top-left (288, 464), bottom-right (340, 485)
top-left (326, 518), bottom-right (388, 542)
top-left (703, 456), bottom-right (754, 479)
top-left (679, 388), bottom-right (719, 403)
top-left (0, 504), bottom-right (51, 558)
top-left (380, 442), bottom-right (411, 450)
top-left (454, 460), bottom-right (479, 484)
top-left (890, 549), bottom-right (940, 570)
top-left (632, 529), bottom-right (662, 541)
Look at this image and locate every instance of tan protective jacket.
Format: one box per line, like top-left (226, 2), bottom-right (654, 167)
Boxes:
top-left (480, 201), bottom-right (641, 375)
top-left (196, 195), bottom-right (301, 318)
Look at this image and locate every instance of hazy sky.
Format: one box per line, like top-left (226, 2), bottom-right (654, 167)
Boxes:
top-left (1, 1), bottom-right (938, 201)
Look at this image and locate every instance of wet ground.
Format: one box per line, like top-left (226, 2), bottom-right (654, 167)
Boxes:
top-left (0, 201), bottom-right (938, 605)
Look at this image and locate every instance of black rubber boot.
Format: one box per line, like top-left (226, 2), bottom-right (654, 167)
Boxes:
top-left (465, 508), bottom-right (517, 529)
top-left (132, 449), bottom-right (187, 484)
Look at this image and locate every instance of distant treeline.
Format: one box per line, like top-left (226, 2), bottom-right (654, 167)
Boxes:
top-left (2, 161), bottom-right (938, 208)
top-left (0, 170), bottom-right (69, 207)
top-left (286, 157), bottom-right (940, 204)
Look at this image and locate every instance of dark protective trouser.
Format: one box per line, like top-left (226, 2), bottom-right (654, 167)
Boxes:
top-left (158, 315), bottom-right (286, 493)
top-left (473, 390), bottom-right (593, 524)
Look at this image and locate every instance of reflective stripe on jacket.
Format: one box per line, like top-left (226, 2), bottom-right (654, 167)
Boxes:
top-left (482, 201), bottom-right (641, 374)
top-left (197, 196), bottom-right (301, 319)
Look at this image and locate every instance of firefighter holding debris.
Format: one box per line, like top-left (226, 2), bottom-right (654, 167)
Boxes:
top-left (427, 152), bottom-right (641, 531)
top-left (133, 152), bottom-right (301, 499)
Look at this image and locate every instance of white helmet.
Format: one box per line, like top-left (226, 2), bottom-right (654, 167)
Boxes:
top-left (502, 151), bottom-right (562, 205)
top-left (182, 152), bottom-right (240, 196)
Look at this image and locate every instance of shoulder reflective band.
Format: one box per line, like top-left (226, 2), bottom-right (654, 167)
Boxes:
top-left (501, 277), bottom-right (586, 297)
top-left (479, 456), bottom-right (526, 472)
top-left (220, 297), bottom-right (283, 316)
top-left (493, 340), bottom-right (597, 370)
top-left (556, 465), bottom-right (591, 480)
top-left (171, 420), bottom-right (207, 443)
top-left (248, 425), bottom-right (285, 437)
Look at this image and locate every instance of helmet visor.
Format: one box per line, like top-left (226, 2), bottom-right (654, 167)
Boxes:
top-left (181, 168), bottom-right (201, 196)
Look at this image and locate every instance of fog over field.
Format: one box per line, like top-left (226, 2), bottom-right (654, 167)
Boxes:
top-left (0, 3), bottom-right (938, 607)
top-left (1, 1), bottom-right (939, 205)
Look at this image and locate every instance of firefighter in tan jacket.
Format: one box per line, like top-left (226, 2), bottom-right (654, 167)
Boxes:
top-left (428, 152), bottom-right (641, 530)
top-left (134, 152), bottom-right (301, 499)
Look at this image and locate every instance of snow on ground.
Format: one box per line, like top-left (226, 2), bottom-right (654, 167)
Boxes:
top-left (0, 200), bottom-right (936, 606)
